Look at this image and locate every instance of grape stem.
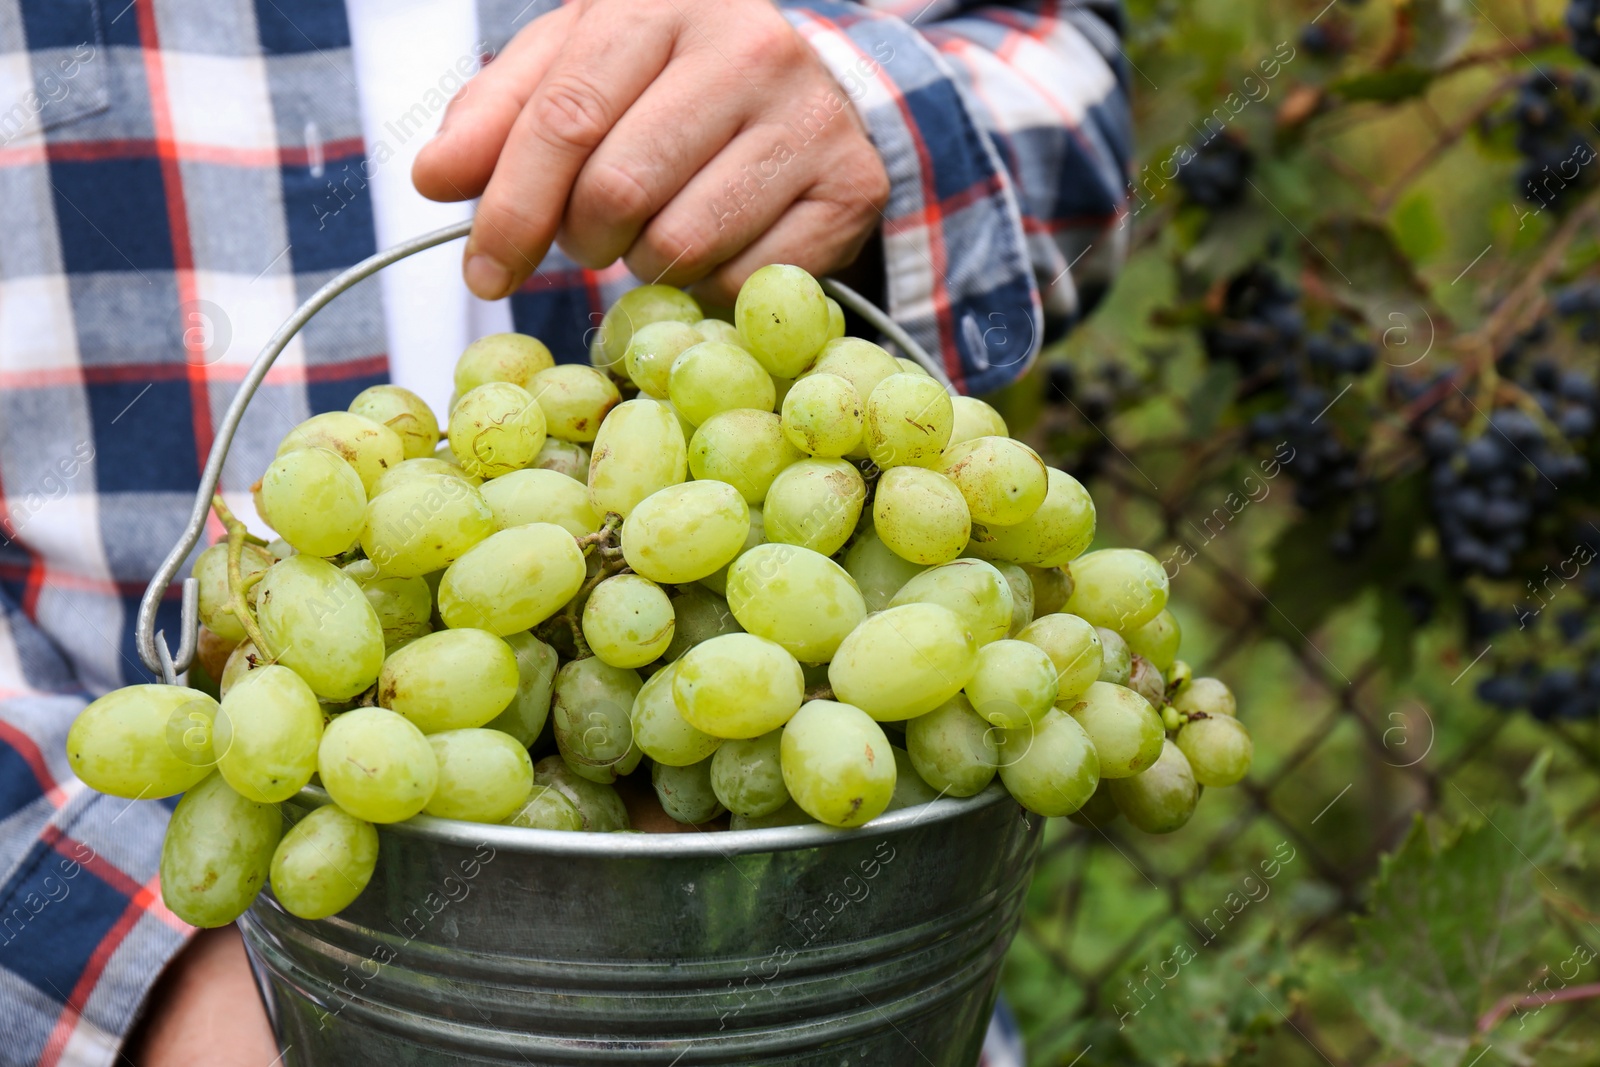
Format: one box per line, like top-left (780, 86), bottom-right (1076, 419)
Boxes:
top-left (211, 494), bottom-right (274, 661)
top-left (553, 516), bottom-right (631, 659)
top-left (1477, 981), bottom-right (1600, 1034)
top-left (804, 684), bottom-right (834, 702)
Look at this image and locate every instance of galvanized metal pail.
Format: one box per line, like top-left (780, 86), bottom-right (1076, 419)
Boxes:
top-left (239, 785), bottom-right (1042, 1066)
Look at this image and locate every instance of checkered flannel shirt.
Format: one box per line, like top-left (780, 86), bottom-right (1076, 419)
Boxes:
top-left (0, 1), bottom-right (1129, 1062)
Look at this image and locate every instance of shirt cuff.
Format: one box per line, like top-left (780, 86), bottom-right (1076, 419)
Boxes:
top-left (782, 1), bottom-right (1044, 397)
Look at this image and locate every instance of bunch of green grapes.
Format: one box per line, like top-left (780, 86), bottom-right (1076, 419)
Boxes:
top-left (64, 265), bottom-right (1251, 929)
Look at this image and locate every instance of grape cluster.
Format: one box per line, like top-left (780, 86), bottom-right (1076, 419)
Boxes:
top-left (65, 265), bottom-right (1254, 930)
top-left (1567, 0), bottom-right (1600, 66)
top-left (1507, 70), bottom-right (1595, 211)
top-left (1176, 133), bottom-right (1254, 210)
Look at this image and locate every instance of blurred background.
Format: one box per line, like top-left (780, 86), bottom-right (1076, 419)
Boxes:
top-left (994, 0), bottom-right (1600, 1062)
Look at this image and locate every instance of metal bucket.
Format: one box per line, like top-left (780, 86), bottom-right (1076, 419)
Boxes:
top-left (239, 786), bottom-right (1041, 1066)
top-left (129, 219), bottom-right (1038, 1065)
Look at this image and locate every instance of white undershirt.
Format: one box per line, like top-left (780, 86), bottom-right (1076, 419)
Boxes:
top-left (345, 0), bottom-right (514, 417)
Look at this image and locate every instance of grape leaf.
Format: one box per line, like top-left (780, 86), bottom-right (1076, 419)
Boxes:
top-left (1343, 756), bottom-right (1564, 1067)
top-left (1329, 66), bottom-right (1434, 103)
top-left (1116, 931), bottom-right (1295, 1066)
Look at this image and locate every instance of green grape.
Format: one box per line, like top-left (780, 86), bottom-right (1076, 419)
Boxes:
top-left (662, 587), bottom-right (744, 662)
top-left (624, 320), bottom-right (702, 399)
top-left (781, 372), bottom-right (864, 458)
top-left (255, 555), bottom-right (385, 701)
top-left (1127, 656), bottom-right (1167, 709)
top-left (674, 633), bottom-right (804, 739)
top-left (828, 602), bottom-right (978, 721)
top-left (343, 559), bottom-right (431, 652)
top-left (873, 466), bottom-right (971, 566)
top-left (1125, 608), bottom-right (1182, 672)
top-left (631, 660), bottom-right (722, 765)
top-left (996, 709), bottom-right (1099, 817)
top-left (659, 398), bottom-right (698, 442)
top-left (780, 700), bottom-right (896, 828)
top-left (505, 784), bottom-right (584, 830)
top-left (947, 396), bottom-right (1008, 448)
top-left (277, 411), bottom-right (404, 494)
top-left (889, 559), bottom-right (1013, 646)
top-left (362, 472), bottom-right (495, 578)
top-left (484, 632), bottom-right (560, 746)
top-left (894, 358), bottom-right (930, 378)
top-left (763, 458), bottom-right (865, 556)
top-left (1063, 548), bottom-right (1169, 631)
top-left (993, 561), bottom-right (1035, 637)
top-left (533, 437), bottom-right (591, 481)
top-left (318, 707), bottom-right (438, 822)
top-left (938, 437), bottom-right (1048, 526)
top-left (192, 627), bottom-right (233, 699)
top-left (447, 382), bottom-right (547, 478)
top-left (456, 332), bottom-right (554, 392)
top-left (349, 384), bottom-right (439, 459)
top-left (1096, 627), bottom-right (1132, 685)
top-left (220, 639), bottom-right (264, 698)
top-left (697, 508), bottom-right (764, 598)
top-left (480, 467), bottom-right (600, 538)
top-left (844, 526), bottom-right (927, 612)
top-left (371, 457), bottom-right (480, 498)
top-left (533, 755), bottom-right (630, 831)
top-left (269, 804), bottom-right (379, 919)
top-left (688, 410), bottom-right (802, 504)
top-left (967, 468), bottom-right (1094, 568)
top-left (529, 364), bottom-right (621, 443)
top-left (438, 523), bottom-right (587, 634)
top-left (667, 341), bottom-right (776, 426)
top-left (1176, 715), bottom-right (1252, 787)
top-left (709, 730), bottom-right (789, 817)
top-left (734, 264), bottom-right (831, 377)
top-left (863, 373), bottom-right (952, 469)
top-left (1066, 681), bottom-right (1164, 779)
top-left (1066, 780), bottom-right (1120, 828)
top-left (257, 447), bottom-right (366, 558)
top-left (1108, 739), bottom-right (1198, 833)
top-left (730, 801), bottom-right (815, 829)
top-left (887, 746), bottom-right (942, 809)
top-left (652, 756), bottom-right (725, 824)
top-left (67, 684), bottom-right (218, 798)
top-left (552, 657), bottom-right (642, 783)
top-left (194, 541), bottom-right (273, 643)
top-left (594, 285), bottom-right (701, 373)
top-left (824, 298), bottom-right (845, 340)
top-left (379, 628), bottom-right (519, 732)
top-left (805, 339), bottom-right (900, 418)
top-left (905, 693), bottom-right (997, 797)
top-left (160, 772), bottom-right (282, 927)
top-left (587, 399), bottom-right (688, 519)
top-left (1166, 659), bottom-right (1194, 696)
top-left (424, 728), bottom-right (535, 823)
top-left (964, 639), bottom-right (1058, 729)
top-left (1024, 564), bottom-right (1072, 617)
top-left (1172, 676), bottom-right (1236, 718)
top-left (215, 665), bottom-right (322, 803)
top-left (695, 318), bottom-right (743, 346)
top-left (725, 543), bottom-right (867, 663)
top-left (582, 574), bottom-right (675, 668)
top-left (621, 481), bottom-right (750, 583)
top-left (1017, 613), bottom-right (1102, 704)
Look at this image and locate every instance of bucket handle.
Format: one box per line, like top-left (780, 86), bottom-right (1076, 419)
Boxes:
top-left (134, 218), bottom-right (949, 680)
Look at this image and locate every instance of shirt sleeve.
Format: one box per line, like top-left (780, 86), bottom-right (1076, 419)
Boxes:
top-left (780, 0), bottom-right (1132, 396)
top-left (0, 607), bottom-right (194, 1067)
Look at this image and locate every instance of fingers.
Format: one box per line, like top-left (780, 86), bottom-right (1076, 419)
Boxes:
top-left (555, 65), bottom-right (752, 270)
top-left (411, 9), bottom-right (571, 203)
top-left (689, 186), bottom-right (885, 306)
top-left (465, 9), bottom-right (678, 298)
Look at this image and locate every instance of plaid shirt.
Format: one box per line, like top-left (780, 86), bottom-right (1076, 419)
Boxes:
top-left (0, 1), bottom-right (1128, 1063)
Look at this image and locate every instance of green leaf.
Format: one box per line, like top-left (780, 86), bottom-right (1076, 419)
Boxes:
top-left (1310, 217), bottom-right (1430, 301)
top-left (1118, 931), bottom-right (1297, 1067)
top-left (1187, 362), bottom-right (1238, 440)
top-left (1404, 0), bottom-right (1475, 69)
top-left (1343, 755), bottom-right (1565, 1067)
top-left (1330, 66), bottom-right (1434, 104)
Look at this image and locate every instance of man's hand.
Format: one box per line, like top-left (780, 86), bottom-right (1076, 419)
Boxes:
top-left (128, 926), bottom-right (278, 1067)
top-left (413, 0), bottom-right (890, 305)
